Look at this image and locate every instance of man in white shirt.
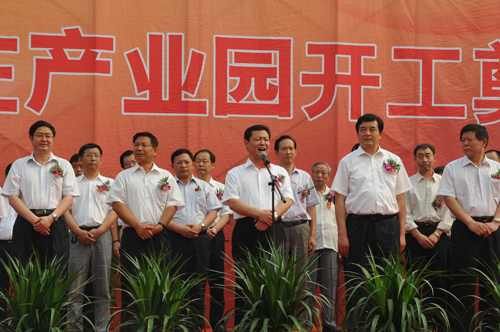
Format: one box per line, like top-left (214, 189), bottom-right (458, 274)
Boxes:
top-left (404, 143), bottom-right (453, 320)
top-left (2, 121), bottom-right (80, 267)
top-left (64, 143), bottom-right (118, 331)
top-left (70, 153), bottom-right (83, 177)
top-left (274, 135), bottom-right (319, 289)
top-left (437, 124), bottom-right (500, 332)
top-left (194, 149), bottom-right (233, 332)
top-left (223, 124), bottom-right (294, 325)
top-left (332, 113), bottom-right (412, 312)
top-left (106, 132), bottom-right (185, 327)
top-left (168, 148), bottom-right (221, 331)
top-left (309, 162), bottom-right (340, 332)
top-left (0, 180), bottom-right (11, 321)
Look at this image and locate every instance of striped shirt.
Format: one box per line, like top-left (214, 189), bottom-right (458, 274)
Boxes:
top-left (437, 155), bottom-right (500, 218)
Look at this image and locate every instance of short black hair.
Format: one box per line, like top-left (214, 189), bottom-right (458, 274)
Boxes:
top-left (486, 150), bottom-right (500, 160)
top-left (274, 135), bottom-right (297, 151)
top-left (355, 113), bottom-right (384, 133)
top-left (413, 143), bottom-right (436, 157)
top-left (194, 149), bottom-right (216, 163)
top-left (133, 132), bottom-right (158, 148)
top-left (171, 149), bottom-right (194, 164)
top-left (70, 153), bottom-right (80, 164)
top-left (460, 124), bottom-right (489, 147)
top-left (78, 143), bottom-right (103, 158)
top-left (29, 120), bottom-right (56, 137)
top-left (120, 150), bottom-right (134, 169)
top-left (434, 166), bottom-right (445, 175)
top-left (244, 125), bottom-right (271, 141)
top-left (5, 163), bottom-right (12, 177)
top-left (351, 143), bottom-right (360, 152)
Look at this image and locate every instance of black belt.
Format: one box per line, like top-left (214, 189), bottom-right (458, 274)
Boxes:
top-left (349, 214), bottom-right (397, 221)
top-left (415, 221), bottom-right (439, 228)
top-left (471, 216), bottom-right (493, 223)
top-left (282, 219), bottom-right (308, 227)
top-left (30, 209), bottom-right (54, 216)
top-left (0, 240), bottom-right (12, 246)
top-left (236, 216), bottom-right (282, 224)
top-left (80, 225), bottom-right (100, 231)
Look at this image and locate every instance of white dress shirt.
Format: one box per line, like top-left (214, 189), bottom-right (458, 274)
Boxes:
top-left (315, 185), bottom-right (338, 251)
top-left (0, 197), bottom-right (17, 241)
top-left (222, 159), bottom-right (295, 220)
top-left (105, 163), bottom-right (185, 228)
top-left (2, 153), bottom-right (80, 209)
top-left (0, 187), bottom-right (6, 219)
top-left (172, 176), bottom-right (222, 227)
top-left (332, 146), bottom-right (412, 215)
top-left (405, 172), bottom-right (453, 232)
top-left (437, 155), bottom-right (500, 218)
top-left (283, 167), bottom-right (319, 221)
top-left (208, 177), bottom-right (233, 226)
top-left (71, 174), bottom-right (114, 227)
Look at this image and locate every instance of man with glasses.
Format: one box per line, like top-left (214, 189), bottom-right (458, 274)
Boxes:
top-left (106, 132), bottom-right (185, 326)
top-left (64, 143), bottom-right (117, 331)
top-left (119, 150), bottom-right (136, 170)
top-left (2, 120), bottom-right (80, 267)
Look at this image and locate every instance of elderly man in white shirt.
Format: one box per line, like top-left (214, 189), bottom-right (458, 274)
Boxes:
top-left (2, 121), bottom-right (80, 267)
top-left (437, 124), bottom-right (500, 332)
top-left (106, 132), bottom-right (185, 327)
top-left (194, 149), bottom-right (233, 332)
top-left (64, 144), bottom-right (118, 332)
top-left (223, 124), bottom-right (294, 325)
top-left (308, 162), bottom-right (340, 332)
top-left (332, 113), bottom-right (412, 312)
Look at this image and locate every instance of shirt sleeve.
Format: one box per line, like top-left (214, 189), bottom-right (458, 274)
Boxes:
top-left (105, 172), bottom-right (126, 206)
top-left (436, 164), bottom-right (455, 200)
top-left (404, 191), bottom-right (417, 232)
top-left (305, 173), bottom-right (320, 207)
top-left (166, 178), bottom-right (185, 211)
top-left (61, 160), bottom-right (80, 197)
top-left (222, 169), bottom-right (239, 206)
top-left (205, 183), bottom-right (222, 213)
top-left (332, 158), bottom-right (349, 196)
top-left (280, 170), bottom-right (295, 203)
top-left (437, 205), bottom-right (454, 232)
top-left (395, 158), bottom-right (413, 195)
top-left (0, 188), bottom-right (7, 219)
top-left (1, 160), bottom-right (21, 197)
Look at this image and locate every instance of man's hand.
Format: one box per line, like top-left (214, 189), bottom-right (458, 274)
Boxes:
top-left (208, 228), bottom-right (217, 239)
top-left (179, 225), bottom-right (199, 239)
top-left (77, 230), bottom-right (95, 245)
top-left (254, 219), bottom-right (269, 231)
top-left (255, 210), bottom-right (273, 226)
top-left (413, 231), bottom-right (434, 249)
top-left (33, 216), bottom-right (52, 235)
top-left (338, 233), bottom-right (349, 257)
top-left (484, 222), bottom-right (500, 237)
top-left (399, 234), bottom-right (406, 254)
top-left (467, 221), bottom-right (490, 237)
top-left (89, 228), bottom-right (104, 241)
top-left (308, 236), bottom-right (316, 255)
top-left (113, 241), bottom-right (121, 259)
top-left (134, 223), bottom-right (154, 240)
top-left (187, 224), bottom-right (203, 235)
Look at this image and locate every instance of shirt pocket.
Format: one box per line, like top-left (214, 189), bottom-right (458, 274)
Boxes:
top-left (490, 177), bottom-right (500, 198)
top-left (50, 174), bottom-right (64, 197)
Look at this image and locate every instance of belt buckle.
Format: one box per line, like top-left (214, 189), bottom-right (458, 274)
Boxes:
top-left (480, 217), bottom-right (488, 223)
top-left (34, 210), bottom-right (43, 216)
top-left (369, 217), bottom-right (378, 221)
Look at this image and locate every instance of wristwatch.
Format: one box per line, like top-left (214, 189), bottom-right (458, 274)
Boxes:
top-left (51, 212), bottom-right (58, 222)
top-left (200, 223), bottom-right (206, 231)
top-left (274, 211), bottom-right (279, 220)
top-left (494, 218), bottom-right (500, 223)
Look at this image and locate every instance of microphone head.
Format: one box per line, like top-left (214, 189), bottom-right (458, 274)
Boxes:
top-left (260, 152), bottom-right (267, 158)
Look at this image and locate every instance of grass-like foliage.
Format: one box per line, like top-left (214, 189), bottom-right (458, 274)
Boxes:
top-left (342, 251), bottom-right (450, 332)
top-left (0, 252), bottom-right (91, 331)
top-left (223, 245), bottom-right (329, 332)
top-left (111, 251), bottom-right (205, 332)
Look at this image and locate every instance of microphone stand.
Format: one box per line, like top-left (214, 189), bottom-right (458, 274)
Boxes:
top-left (262, 158), bottom-right (286, 244)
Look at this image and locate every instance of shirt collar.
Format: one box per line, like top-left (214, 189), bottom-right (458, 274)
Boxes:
top-left (462, 155), bottom-right (491, 167)
top-left (79, 172), bottom-right (105, 183)
top-left (132, 162), bottom-right (161, 174)
top-left (27, 152), bottom-right (56, 165)
top-left (354, 145), bottom-right (383, 158)
top-left (175, 174), bottom-right (197, 185)
top-left (415, 171), bottom-right (438, 183)
top-left (208, 177), bottom-right (216, 188)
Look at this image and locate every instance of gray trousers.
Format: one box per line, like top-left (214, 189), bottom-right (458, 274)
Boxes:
top-left (68, 229), bottom-right (112, 332)
top-left (308, 249), bottom-right (339, 329)
top-left (284, 222), bottom-right (310, 295)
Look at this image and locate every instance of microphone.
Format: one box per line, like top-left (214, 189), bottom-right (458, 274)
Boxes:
top-left (260, 152), bottom-right (270, 165)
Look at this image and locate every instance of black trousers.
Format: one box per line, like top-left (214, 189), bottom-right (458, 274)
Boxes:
top-left (120, 227), bottom-right (171, 327)
top-left (405, 223), bottom-right (449, 312)
top-left (208, 230), bottom-right (226, 328)
top-left (168, 230), bottom-right (211, 329)
top-left (342, 215), bottom-right (400, 313)
top-left (450, 219), bottom-right (500, 332)
top-left (231, 217), bottom-right (286, 325)
top-left (0, 242), bottom-right (12, 320)
top-left (13, 215), bottom-right (69, 268)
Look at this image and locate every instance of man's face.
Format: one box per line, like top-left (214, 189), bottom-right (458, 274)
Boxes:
top-left (245, 130), bottom-right (270, 159)
top-left (194, 152), bottom-right (214, 178)
top-left (414, 148), bottom-right (435, 174)
top-left (81, 148), bottom-right (102, 173)
top-left (172, 153), bottom-right (194, 180)
top-left (357, 120), bottom-right (382, 151)
top-left (486, 151), bottom-right (500, 163)
top-left (30, 126), bottom-right (54, 153)
top-left (275, 139), bottom-right (296, 166)
top-left (133, 136), bottom-right (157, 165)
top-left (123, 155), bottom-right (137, 169)
top-left (71, 160), bottom-right (83, 177)
top-left (461, 131), bottom-right (487, 159)
top-left (312, 164), bottom-right (330, 189)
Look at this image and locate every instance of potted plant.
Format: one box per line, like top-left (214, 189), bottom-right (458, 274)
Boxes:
top-left (222, 245), bottom-right (330, 332)
top-left (341, 251), bottom-right (451, 331)
top-left (0, 252), bottom-right (93, 331)
top-left (109, 251), bottom-right (206, 332)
